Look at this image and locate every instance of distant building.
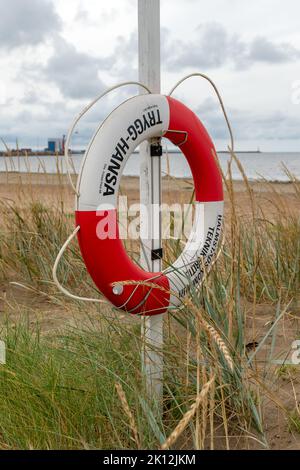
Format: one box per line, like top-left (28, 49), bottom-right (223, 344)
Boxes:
top-left (47, 138), bottom-right (63, 153)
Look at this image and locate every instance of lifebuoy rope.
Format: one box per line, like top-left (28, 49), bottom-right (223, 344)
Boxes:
top-left (52, 225), bottom-right (106, 303)
top-left (52, 216), bottom-right (226, 312)
top-left (168, 72), bottom-right (234, 153)
top-left (64, 81), bottom-right (152, 197)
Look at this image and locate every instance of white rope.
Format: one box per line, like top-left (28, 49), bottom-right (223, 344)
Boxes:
top-left (64, 81), bottom-right (152, 196)
top-left (168, 72), bottom-right (234, 152)
top-left (51, 220), bottom-right (226, 308)
top-left (52, 225), bottom-right (107, 303)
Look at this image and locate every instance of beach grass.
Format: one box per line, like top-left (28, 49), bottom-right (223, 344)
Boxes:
top-left (0, 153), bottom-right (299, 449)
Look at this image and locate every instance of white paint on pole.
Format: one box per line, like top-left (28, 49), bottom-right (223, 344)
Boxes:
top-left (138, 0), bottom-right (164, 402)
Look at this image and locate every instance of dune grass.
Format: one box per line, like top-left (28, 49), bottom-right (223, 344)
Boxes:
top-left (0, 154), bottom-right (299, 449)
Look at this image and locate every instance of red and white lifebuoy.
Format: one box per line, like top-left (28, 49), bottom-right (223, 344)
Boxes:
top-left (75, 94), bottom-right (223, 315)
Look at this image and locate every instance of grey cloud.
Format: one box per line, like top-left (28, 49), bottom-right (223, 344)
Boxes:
top-left (1, 94), bottom-right (298, 150)
top-left (161, 23), bottom-right (300, 71)
top-left (108, 32), bottom-right (138, 79)
top-left (2, 84), bottom-right (140, 148)
top-left (0, 0), bottom-right (61, 49)
top-left (113, 22), bottom-right (299, 73)
top-left (193, 98), bottom-right (300, 142)
top-left (74, 5), bottom-right (90, 24)
top-left (164, 23), bottom-right (235, 69)
top-left (248, 37), bottom-right (300, 63)
top-left (44, 37), bottom-right (113, 99)
top-left (0, 103), bottom-right (86, 148)
top-left (115, 31), bottom-right (137, 64)
top-left (74, 3), bottom-right (119, 29)
top-left (21, 89), bottom-right (42, 105)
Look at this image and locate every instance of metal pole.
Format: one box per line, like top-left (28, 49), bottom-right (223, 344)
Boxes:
top-left (138, 0), bottom-right (163, 403)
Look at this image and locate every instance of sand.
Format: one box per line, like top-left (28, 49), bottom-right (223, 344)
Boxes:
top-left (1, 173), bottom-right (300, 218)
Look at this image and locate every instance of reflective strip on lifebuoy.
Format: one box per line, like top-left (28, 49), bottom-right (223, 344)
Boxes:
top-left (75, 94), bottom-right (223, 315)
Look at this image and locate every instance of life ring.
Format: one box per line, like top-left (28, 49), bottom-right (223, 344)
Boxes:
top-left (75, 94), bottom-right (223, 315)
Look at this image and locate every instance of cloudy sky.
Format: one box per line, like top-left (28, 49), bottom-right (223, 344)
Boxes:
top-left (0, 0), bottom-right (299, 151)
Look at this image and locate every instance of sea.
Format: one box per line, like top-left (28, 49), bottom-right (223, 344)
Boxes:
top-left (1, 151), bottom-right (299, 182)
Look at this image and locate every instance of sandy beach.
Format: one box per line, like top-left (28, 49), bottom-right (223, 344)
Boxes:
top-left (1, 173), bottom-right (300, 218)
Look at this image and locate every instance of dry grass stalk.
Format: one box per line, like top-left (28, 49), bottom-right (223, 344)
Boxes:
top-left (209, 370), bottom-right (216, 450)
top-left (201, 317), bottom-right (234, 372)
top-left (195, 315), bottom-right (201, 449)
top-left (115, 382), bottom-right (141, 449)
top-left (161, 375), bottom-right (215, 450)
top-left (218, 365), bottom-right (230, 450)
top-left (200, 366), bottom-right (209, 450)
top-left (186, 300), bottom-right (234, 373)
